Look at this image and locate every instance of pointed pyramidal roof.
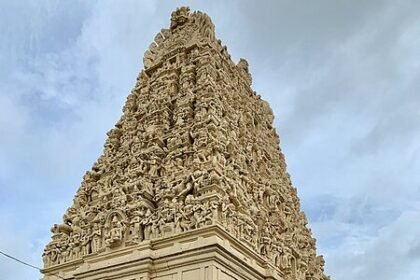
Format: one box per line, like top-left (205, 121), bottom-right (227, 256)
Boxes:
top-left (42, 7), bottom-right (329, 280)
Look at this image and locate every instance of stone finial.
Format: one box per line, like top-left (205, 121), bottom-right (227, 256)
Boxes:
top-left (170, 6), bottom-right (191, 30)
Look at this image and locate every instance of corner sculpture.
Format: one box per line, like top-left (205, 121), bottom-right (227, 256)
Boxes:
top-left (42, 7), bottom-right (330, 280)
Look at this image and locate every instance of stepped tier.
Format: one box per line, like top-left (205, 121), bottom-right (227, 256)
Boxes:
top-left (42, 7), bottom-right (329, 280)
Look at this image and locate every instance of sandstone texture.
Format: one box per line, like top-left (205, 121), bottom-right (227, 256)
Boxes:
top-left (42, 7), bottom-right (329, 280)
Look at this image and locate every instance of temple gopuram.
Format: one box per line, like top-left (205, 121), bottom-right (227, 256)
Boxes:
top-left (42, 7), bottom-right (329, 280)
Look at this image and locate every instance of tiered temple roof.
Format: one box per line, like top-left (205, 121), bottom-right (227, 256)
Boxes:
top-left (42, 7), bottom-right (329, 280)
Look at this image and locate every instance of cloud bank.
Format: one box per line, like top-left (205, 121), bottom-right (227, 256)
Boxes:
top-left (0, 1), bottom-right (419, 279)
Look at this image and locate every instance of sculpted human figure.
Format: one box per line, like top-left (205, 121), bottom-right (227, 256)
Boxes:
top-left (142, 209), bottom-right (153, 239)
top-left (71, 233), bottom-right (81, 260)
top-left (58, 239), bottom-right (68, 264)
top-left (316, 255), bottom-right (326, 276)
top-left (177, 179), bottom-right (193, 199)
top-left (280, 245), bottom-right (293, 271)
top-left (168, 198), bottom-right (178, 220)
top-left (112, 189), bottom-right (128, 208)
top-left (179, 195), bottom-right (196, 231)
top-left (89, 189), bottom-right (99, 204)
top-left (191, 170), bottom-right (204, 192)
top-left (132, 208), bottom-right (146, 241)
top-left (105, 215), bottom-right (126, 248)
top-left (194, 105), bottom-right (207, 122)
top-left (140, 178), bottom-right (155, 197)
top-left (156, 211), bottom-right (168, 236)
top-left (42, 248), bottom-right (50, 267)
top-left (209, 200), bottom-right (219, 223)
top-left (44, 243), bottom-right (58, 266)
top-left (175, 110), bottom-right (186, 126)
top-left (73, 190), bottom-right (88, 209)
top-left (149, 211), bottom-right (161, 238)
top-left (66, 237), bottom-right (76, 262)
top-left (264, 184), bottom-right (279, 209)
top-left (192, 201), bottom-right (206, 229)
top-left (225, 207), bottom-right (239, 234)
top-left (174, 200), bottom-right (184, 233)
top-left (129, 212), bottom-right (142, 242)
top-left (64, 243), bottom-right (72, 263)
top-left (91, 222), bottom-right (102, 253)
top-left (221, 195), bottom-right (235, 226)
top-left (98, 176), bottom-right (112, 202)
top-left (92, 207), bottom-right (107, 225)
top-left (171, 157), bottom-right (184, 171)
top-left (51, 243), bottom-right (60, 265)
top-left (211, 148), bottom-right (226, 167)
top-left (272, 242), bottom-right (281, 267)
top-left (259, 226), bottom-right (271, 257)
top-left (81, 227), bottom-right (92, 256)
top-left (297, 259), bottom-right (309, 280)
top-left (236, 213), bottom-right (247, 239)
top-left (122, 172), bottom-right (137, 194)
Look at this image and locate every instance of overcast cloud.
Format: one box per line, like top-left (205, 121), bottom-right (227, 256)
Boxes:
top-left (0, 1), bottom-right (419, 279)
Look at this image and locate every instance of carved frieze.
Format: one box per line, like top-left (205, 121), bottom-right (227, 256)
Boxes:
top-left (43, 6), bottom-right (328, 280)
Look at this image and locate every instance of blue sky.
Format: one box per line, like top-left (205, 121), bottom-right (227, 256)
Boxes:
top-left (1, 1), bottom-right (420, 279)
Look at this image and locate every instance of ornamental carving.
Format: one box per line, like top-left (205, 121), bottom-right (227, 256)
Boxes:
top-left (43, 7), bottom-right (329, 280)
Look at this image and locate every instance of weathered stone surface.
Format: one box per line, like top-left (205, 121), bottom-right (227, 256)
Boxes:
top-left (42, 7), bottom-right (329, 280)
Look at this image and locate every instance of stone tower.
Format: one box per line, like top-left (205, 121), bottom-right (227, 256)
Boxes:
top-left (42, 7), bottom-right (329, 280)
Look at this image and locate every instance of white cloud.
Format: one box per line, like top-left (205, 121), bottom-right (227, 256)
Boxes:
top-left (319, 211), bottom-right (420, 279)
top-left (0, 1), bottom-right (419, 280)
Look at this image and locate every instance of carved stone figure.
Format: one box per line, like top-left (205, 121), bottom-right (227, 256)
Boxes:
top-left (105, 215), bottom-right (126, 248)
top-left (90, 222), bottom-right (102, 253)
top-left (81, 228), bottom-right (91, 256)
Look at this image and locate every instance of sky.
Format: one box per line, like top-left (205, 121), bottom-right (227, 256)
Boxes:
top-left (0, 0), bottom-right (419, 279)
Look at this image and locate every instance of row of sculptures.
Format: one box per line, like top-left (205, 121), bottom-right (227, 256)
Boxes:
top-left (44, 189), bottom-right (326, 280)
top-left (44, 192), bottom-right (319, 272)
top-left (44, 6), bottom-right (328, 280)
